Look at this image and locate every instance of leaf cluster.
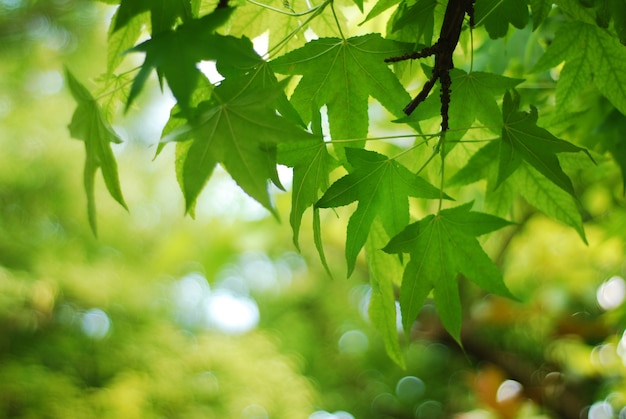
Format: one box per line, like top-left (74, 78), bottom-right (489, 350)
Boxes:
top-left (65, 0), bottom-right (626, 362)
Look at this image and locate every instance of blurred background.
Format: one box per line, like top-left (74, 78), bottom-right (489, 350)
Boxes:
top-left (1, 1), bottom-right (626, 418)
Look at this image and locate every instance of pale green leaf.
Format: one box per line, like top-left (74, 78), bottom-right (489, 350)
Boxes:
top-left (360, 0), bottom-right (401, 24)
top-left (65, 69), bottom-right (127, 235)
top-left (107, 8), bottom-right (144, 75)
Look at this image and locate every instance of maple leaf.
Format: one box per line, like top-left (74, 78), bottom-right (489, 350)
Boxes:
top-left (113, 0), bottom-right (193, 35)
top-left (384, 203), bottom-right (515, 343)
top-left (449, 70), bottom-right (523, 131)
top-left (532, 21), bottom-right (626, 115)
top-left (166, 76), bottom-right (317, 216)
top-left (126, 8), bottom-right (261, 112)
top-left (390, 0), bottom-right (437, 45)
top-left (278, 105), bottom-right (336, 249)
top-left (316, 148), bottom-right (446, 276)
top-left (65, 69), bottom-right (127, 235)
top-left (496, 91), bottom-right (593, 197)
top-left (271, 34), bottom-right (415, 143)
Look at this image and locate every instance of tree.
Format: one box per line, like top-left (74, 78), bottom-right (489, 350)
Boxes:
top-left (3, 0), bottom-right (626, 417)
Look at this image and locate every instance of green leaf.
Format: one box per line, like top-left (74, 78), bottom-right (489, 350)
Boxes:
top-left (126, 8), bottom-right (258, 112)
top-left (384, 203), bottom-right (514, 342)
top-left (167, 76), bottom-right (316, 216)
top-left (65, 69), bottom-right (128, 235)
top-left (366, 220), bottom-right (405, 368)
top-left (113, 0), bottom-right (193, 35)
top-left (316, 148), bottom-right (446, 276)
top-left (390, 0), bottom-right (437, 45)
top-left (107, 7), bottom-right (144, 75)
top-left (530, 0), bottom-right (553, 30)
top-left (449, 70), bottom-right (524, 132)
top-left (449, 142), bottom-right (499, 187)
top-left (610, 0), bottom-right (626, 43)
top-left (227, 0), bottom-right (344, 54)
top-left (497, 91), bottom-right (592, 197)
top-left (271, 34), bottom-right (414, 143)
top-left (277, 136), bottom-right (335, 249)
top-left (476, 0), bottom-right (530, 39)
top-left (532, 21), bottom-right (626, 115)
top-left (360, 0), bottom-right (401, 25)
top-left (513, 162), bottom-right (587, 242)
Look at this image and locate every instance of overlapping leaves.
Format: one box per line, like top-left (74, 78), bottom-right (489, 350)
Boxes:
top-left (125, 8), bottom-right (261, 113)
top-left (316, 148), bottom-right (445, 276)
top-left (166, 75), bottom-right (316, 216)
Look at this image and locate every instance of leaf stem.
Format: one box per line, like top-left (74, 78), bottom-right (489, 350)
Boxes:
top-left (330, 1), bottom-right (345, 40)
top-left (266, 0), bottom-right (331, 58)
top-left (246, 0), bottom-right (325, 16)
top-left (328, 132), bottom-right (439, 144)
top-left (437, 130), bottom-right (447, 213)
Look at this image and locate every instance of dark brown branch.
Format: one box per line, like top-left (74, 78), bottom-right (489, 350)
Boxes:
top-left (385, 0), bottom-right (475, 132)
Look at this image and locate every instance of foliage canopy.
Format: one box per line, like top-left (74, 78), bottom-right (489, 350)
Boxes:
top-left (66, 0), bottom-right (626, 360)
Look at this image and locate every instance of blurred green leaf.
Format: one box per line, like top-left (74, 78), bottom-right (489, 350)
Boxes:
top-left (65, 68), bottom-right (127, 235)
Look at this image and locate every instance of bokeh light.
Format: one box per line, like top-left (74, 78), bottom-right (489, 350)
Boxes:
top-left (596, 276), bottom-right (626, 310)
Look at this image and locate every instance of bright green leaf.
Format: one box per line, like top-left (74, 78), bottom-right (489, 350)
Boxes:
top-left (271, 34), bottom-right (415, 143)
top-left (384, 203), bottom-right (514, 342)
top-left (65, 69), bottom-right (128, 235)
top-left (316, 148), bottom-right (446, 276)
